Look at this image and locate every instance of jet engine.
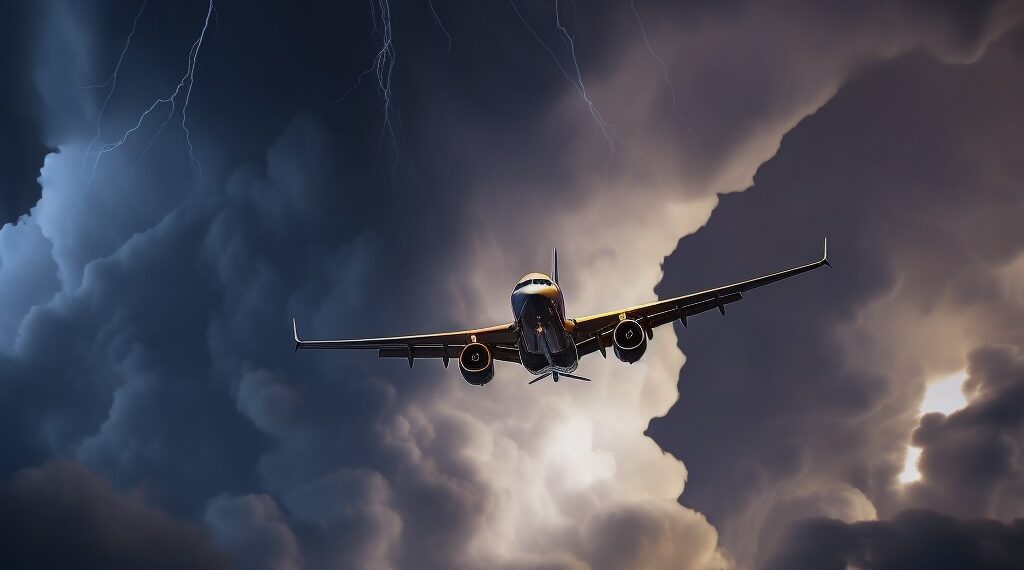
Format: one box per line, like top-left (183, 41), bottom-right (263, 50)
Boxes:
top-left (612, 319), bottom-right (648, 364)
top-left (459, 343), bottom-right (495, 385)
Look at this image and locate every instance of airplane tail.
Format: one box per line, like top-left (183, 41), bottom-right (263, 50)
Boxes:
top-left (552, 248), bottom-right (559, 284)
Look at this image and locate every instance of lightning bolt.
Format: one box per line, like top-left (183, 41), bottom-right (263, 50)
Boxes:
top-left (327, 0), bottom-right (415, 176)
top-left (84, 0), bottom-right (214, 188)
top-left (371, 0), bottom-right (400, 165)
top-left (327, 0), bottom-right (402, 167)
top-left (79, 0), bottom-right (148, 177)
top-left (510, 0), bottom-right (616, 157)
top-left (426, 0), bottom-right (452, 64)
top-left (630, 0), bottom-right (700, 145)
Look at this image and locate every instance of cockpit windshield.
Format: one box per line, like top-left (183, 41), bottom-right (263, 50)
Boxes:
top-left (514, 278), bottom-right (554, 291)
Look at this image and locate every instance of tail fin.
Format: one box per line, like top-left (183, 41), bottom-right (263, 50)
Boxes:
top-left (552, 248), bottom-right (559, 284)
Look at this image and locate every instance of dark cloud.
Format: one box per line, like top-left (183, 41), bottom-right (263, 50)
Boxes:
top-left (651, 26), bottom-right (1024, 563)
top-left (0, 460), bottom-right (228, 570)
top-left (205, 493), bottom-right (302, 570)
top-left (906, 345), bottom-right (1024, 518)
top-left (0, 1), bottom-right (47, 225)
top-left (1, 0), bottom-right (1023, 569)
top-left (763, 509), bottom-right (1024, 570)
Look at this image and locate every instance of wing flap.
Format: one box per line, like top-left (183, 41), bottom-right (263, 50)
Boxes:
top-left (646, 291), bottom-right (744, 329)
top-left (377, 344), bottom-right (521, 365)
top-left (378, 346), bottom-right (458, 359)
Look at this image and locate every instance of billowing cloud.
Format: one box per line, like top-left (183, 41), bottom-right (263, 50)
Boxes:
top-left (0, 2), bottom-right (47, 225)
top-left (905, 345), bottom-right (1024, 518)
top-left (0, 460), bottom-right (228, 569)
top-left (1, 1), bottom-right (1023, 569)
top-left (764, 509), bottom-right (1024, 570)
top-left (206, 493), bottom-right (303, 570)
top-left (651, 20), bottom-right (1024, 565)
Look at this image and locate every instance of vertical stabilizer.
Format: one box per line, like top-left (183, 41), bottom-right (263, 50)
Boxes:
top-left (552, 248), bottom-right (559, 284)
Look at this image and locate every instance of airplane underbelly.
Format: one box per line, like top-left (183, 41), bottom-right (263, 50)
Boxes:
top-left (514, 295), bottom-right (578, 373)
top-left (519, 341), bottom-right (578, 374)
top-left (522, 322), bottom-right (571, 353)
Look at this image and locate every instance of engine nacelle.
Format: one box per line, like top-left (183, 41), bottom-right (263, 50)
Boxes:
top-left (612, 319), bottom-right (648, 364)
top-left (459, 343), bottom-right (495, 386)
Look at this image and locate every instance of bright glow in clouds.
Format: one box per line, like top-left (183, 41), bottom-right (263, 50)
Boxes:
top-left (436, 194), bottom-right (728, 568)
top-left (898, 447), bottom-right (923, 485)
top-left (919, 369), bottom-right (969, 416)
top-left (899, 369), bottom-right (969, 484)
top-left (543, 414), bottom-right (615, 489)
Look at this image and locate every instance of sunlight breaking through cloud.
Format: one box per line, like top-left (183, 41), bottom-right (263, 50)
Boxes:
top-left (899, 369), bottom-right (970, 484)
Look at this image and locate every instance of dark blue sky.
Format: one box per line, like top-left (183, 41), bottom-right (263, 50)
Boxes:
top-left (1, 1), bottom-right (1023, 569)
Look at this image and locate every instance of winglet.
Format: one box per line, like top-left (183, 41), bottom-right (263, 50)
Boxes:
top-left (821, 237), bottom-right (831, 268)
top-left (293, 318), bottom-right (302, 352)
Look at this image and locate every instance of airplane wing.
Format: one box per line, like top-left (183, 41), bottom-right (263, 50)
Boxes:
top-left (573, 239), bottom-right (830, 358)
top-left (292, 319), bottom-right (521, 367)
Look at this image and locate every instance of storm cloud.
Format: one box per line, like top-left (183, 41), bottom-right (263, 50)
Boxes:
top-left (0, 0), bottom-right (1023, 569)
top-left (0, 460), bottom-right (228, 570)
top-left (651, 16), bottom-right (1024, 566)
top-left (764, 509), bottom-right (1024, 570)
top-left (0, 2), bottom-right (47, 226)
top-left (907, 344), bottom-right (1024, 518)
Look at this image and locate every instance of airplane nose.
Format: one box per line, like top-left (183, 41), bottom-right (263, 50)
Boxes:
top-left (538, 286), bottom-right (560, 300)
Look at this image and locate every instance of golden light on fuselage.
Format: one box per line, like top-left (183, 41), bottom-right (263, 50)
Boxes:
top-left (513, 273), bottom-right (562, 302)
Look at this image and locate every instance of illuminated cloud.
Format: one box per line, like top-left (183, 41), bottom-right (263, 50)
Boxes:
top-left (904, 346), bottom-right (1024, 519)
top-left (651, 18), bottom-right (1024, 565)
top-left (0, 1), bottom-right (1021, 569)
top-left (898, 369), bottom-right (969, 484)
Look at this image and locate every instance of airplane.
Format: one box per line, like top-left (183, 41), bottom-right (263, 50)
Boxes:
top-left (293, 239), bottom-right (830, 385)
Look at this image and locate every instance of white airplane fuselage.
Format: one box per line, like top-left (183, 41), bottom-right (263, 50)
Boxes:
top-left (510, 273), bottom-right (579, 375)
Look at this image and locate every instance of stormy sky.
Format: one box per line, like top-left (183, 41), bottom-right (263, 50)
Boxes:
top-left (1, 1), bottom-right (1023, 569)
